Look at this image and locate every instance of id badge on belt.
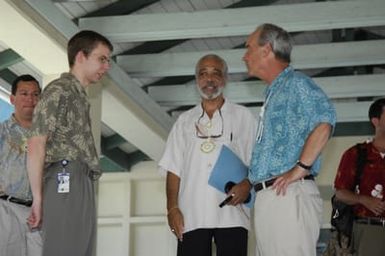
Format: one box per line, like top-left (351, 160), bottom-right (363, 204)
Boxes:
top-left (57, 160), bottom-right (70, 193)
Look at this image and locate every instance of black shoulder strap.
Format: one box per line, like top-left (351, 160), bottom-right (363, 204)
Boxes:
top-left (354, 143), bottom-right (367, 187)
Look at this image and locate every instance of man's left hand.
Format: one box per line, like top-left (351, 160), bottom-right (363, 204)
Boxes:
top-left (228, 179), bottom-right (252, 205)
top-left (272, 167), bottom-right (309, 196)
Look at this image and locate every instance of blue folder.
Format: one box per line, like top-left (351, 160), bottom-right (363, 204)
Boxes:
top-left (208, 145), bottom-right (255, 208)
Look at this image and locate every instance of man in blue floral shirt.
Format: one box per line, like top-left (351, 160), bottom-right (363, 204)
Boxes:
top-left (230, 23), bottom-right (336, 256)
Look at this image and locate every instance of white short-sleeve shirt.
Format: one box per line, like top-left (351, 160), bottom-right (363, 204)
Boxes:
top-left (159, 99), bottom-right (256, 233)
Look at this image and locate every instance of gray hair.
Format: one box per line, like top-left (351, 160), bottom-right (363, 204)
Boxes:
top-left (256, 23), bottom-right (292, 63)
top-left (195, 54), bottom-right (228, 77)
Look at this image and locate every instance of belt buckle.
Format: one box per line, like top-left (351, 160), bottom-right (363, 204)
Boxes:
top-left (261, 181), bottom-right (267, 190)
top-left (381, 218), bottom-right (385, 227)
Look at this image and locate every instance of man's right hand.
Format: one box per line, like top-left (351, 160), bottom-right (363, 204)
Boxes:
top-left (167, 207), bottom-right (184, 241)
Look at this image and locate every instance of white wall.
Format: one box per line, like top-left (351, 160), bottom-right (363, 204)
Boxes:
top-left (96, 161), bottom-right (176, 256)
top-left (96, 135), bottom-right (371, 256)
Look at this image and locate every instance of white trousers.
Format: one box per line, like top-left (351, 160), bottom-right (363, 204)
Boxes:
top-left (0, 200), bottom-right (42, 256)
top-left (253, 180), bottom-right (322, 256)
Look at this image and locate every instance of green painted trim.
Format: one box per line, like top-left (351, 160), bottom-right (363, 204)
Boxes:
top-left (101, 147), bottom-right (130, 171)
top-left (101, 135), bottom-right (150, 172)
top-left (0, 49), bottom-right (23, 70)
top-left (0, 69), bottom-right (18, 90)
top-left (333, 121), bottom-right (374, 137)
top-left (126, 151), bottom-right (150, 169)
top-left (103, 133), bottom-right (126, 150)
top-left (100, 148), bottom-right (150, 172)
top-left (100, 156), bottom-right (124, 172)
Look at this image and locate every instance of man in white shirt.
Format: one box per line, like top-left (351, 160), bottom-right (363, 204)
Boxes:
top-left (159, 54), bottom-right (256, 256)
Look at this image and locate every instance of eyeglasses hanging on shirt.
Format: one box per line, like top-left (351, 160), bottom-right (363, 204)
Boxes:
top-left (255, 92), bottom-right (271, 144)
top-left (256, 76), bottom-right (290, 143)
top-left (195, 108), bottom-right (224, 153)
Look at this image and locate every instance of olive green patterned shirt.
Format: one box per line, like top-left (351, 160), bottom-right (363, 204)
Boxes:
top-left (31, 73), bottom-right (101, 179)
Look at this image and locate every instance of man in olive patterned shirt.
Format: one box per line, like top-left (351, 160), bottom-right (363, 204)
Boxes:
top-left (27, 30), bottom-right (113, 256)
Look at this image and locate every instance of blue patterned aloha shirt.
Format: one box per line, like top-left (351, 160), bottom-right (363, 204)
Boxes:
top-left (0, 115), bottom-right (32, 200)
top-left (248, 66), bottom-right (336, 183)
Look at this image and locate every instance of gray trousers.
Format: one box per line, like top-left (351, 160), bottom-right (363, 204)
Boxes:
top-left (42, 160), bottom-right (96, 256)
top-left (0, 200), bottom-right (42, 256)
top-left (353, 222), bottom-right (385, 256)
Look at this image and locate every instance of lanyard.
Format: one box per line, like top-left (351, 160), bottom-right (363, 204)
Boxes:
top-left (255, 92), bottom-right (271, 143)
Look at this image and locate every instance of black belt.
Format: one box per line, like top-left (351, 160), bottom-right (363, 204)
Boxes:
top-left (0, 194), bottom-right (32, 207)
top-left (355, 217), bottom-right (385, 227)
top-left (253, 175), bottom-right (314, 192)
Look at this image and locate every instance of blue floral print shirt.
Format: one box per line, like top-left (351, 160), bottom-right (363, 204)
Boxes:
top-left (248, 66), bottom-right (336, 183)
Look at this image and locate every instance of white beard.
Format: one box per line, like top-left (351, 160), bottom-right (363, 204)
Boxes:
top-left (197, 84), bottom-right (224, 100)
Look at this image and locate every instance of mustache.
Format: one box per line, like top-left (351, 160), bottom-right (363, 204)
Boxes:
top-left (201, 81), bottom-right (216, 89)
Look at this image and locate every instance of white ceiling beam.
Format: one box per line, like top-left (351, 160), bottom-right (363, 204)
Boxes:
top-left (19, 0), bottom-right (172, 131)
top-left (117, 40), bottom-right (385, 77)
top-left (101, 80), bottom-right (167, 161)
top-left (12, 0), bottom-right (173, 161)
top-left (331, 101), bottom-right (372, 122)
top-left (149, 74), bottom-right (385, 106)
top-left (52, 0), bottom-right (94, 2)
top-left (170, 101), bottom-right (373, 123)
top-left (0, 1), bottom-right (68, 75)
top-left (78, 0), bottom-right (385, 42)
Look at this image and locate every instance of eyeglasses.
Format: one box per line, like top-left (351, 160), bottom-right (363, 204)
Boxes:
top-left (97, 56), bottom-right (111, 65)
top-left (88, 53), bottom-right (111, 65)
top-left (16, 91), bottom-right (40, 98)
top-left (195, 108), bottom-right (224, 139)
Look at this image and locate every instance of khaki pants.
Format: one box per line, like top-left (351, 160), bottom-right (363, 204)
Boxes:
top-left (42, 160), bottom-right (96, 256)
top-left (253, 180), bottom-right (323, 256)
top-left (0, 200), bottom-right (42, 256)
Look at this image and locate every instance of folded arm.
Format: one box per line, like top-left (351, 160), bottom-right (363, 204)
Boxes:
top-left (273, 122), bottom-right (333, 195)
top-left (336, 189), bottom-right (385, 216)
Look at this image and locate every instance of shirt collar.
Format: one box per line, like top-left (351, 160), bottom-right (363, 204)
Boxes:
top-left (60, 72), bottom-right (88, 97)
top-left (265, 66), bottom-right (293, 96)
top-left (9, 114), bottom-right (18, 127)
top-left (197, 97), bottom-right (228, 116)
top-left (8, 114), bottom-right (28, 132)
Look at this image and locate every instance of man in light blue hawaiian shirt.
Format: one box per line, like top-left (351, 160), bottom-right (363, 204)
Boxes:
top-left (0, 75), bottom-right (42, 256)
top-left (229, 23), bottom-right (336, 256)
